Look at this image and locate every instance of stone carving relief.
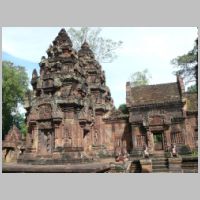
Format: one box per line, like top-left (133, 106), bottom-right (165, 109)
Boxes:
top-left (28, 107), bottom-right (39, 122)
top-left (63, 125), bottom-right (72, 147)
top-left (147, 130), bottom-right (154, 152)
top-left (38, 121), bottom-right (52, 129)
top-left (42, 130), bottom-right (52, 153)
top-left (149, 115), bottom-right (164, 126)
top-left (39, 104), bottom-right (52, 120)
top-left (54, 77), bottom-right (62, 87)
top-left (43, 79), bottom-right (54, 88)
top-left (61, 85), bottom-right (72, 97)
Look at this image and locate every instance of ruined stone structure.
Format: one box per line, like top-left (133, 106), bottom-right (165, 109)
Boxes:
top-left (6, 28), bottom-right (197, 166)
top-left (2, 125), bottom-right (25, 162)
top-left (126, 76), bottom-right (198, 156)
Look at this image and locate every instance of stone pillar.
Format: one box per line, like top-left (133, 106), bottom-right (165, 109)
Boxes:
top-left (37, 129), bottom-right (42, 153)
top-left (164, 128), bottom-right (171, 151)
top-left (32, 125), bottom-right (38, 152)
top-left (147, 129), bottom-right (154, 154)
top-left (51, 129), bottom-right (55, 152)
top-left (131, 125), bottom-right (138, 149)
top-left (36, 127), bottom-right (39, 152)
top-left (54, 124), bottom-right (62, 148)
top-left (28, 124), bottom-right (37, 153)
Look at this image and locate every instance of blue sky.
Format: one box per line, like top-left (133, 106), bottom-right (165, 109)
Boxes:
top-left (2, 27), bottom-right (197, 109)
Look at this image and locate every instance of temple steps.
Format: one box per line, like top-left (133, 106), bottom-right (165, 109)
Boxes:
top-left (182, 158), bottom-right (198, 173)
top-left (152, 157), bottom-right (169, 173)
top-left (152, 168), bottom-right (169, 173)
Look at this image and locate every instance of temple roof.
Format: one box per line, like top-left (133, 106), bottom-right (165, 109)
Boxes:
top-left (53, 28), bottom-right (72, 47)
top-left (184, 92), bottom-right (198, 112)
top-left (81, 41), bottom-right (90, 49)
top-left (4, 125), bottom-right (21, 142)
top-left (78, 41), bottom-right (95, 59)
top-left (130, 82), bottom-right (181, 106)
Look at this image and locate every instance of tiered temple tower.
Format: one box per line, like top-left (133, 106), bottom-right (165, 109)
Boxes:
top-left (78, 42), bottom-right (114, 152)
top-left (20, 29), bottom-right (115, 164)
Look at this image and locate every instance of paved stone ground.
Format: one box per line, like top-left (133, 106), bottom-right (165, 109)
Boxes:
top-left (2, 160), bottom-right (111, 173)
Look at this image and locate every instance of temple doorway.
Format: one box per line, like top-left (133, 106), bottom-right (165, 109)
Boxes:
top-left (153, 132), bottom-right (164, 151)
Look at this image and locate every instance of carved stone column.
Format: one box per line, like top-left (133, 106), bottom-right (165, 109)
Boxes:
top-left (51, 129), bottom-right (55, 152)
top-left (147, 129), bottom-right (154, 154)
top-left (32, 125), bottom-right (38, 152)
top-left (131, 125), bottom-right (138, 149)
top-left (54, 124), bottom-right (62, 148)
top-left (29, 123), bottom-right (37, 153)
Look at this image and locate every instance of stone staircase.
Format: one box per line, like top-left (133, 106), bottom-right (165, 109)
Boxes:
top-left (152, 151), bottom-right (169, 173)
top-left (182, 156), bottom-right (198, 173)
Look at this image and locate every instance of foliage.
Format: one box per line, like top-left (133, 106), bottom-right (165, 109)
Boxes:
top-left (191, 149), bottom-right (198, 157)
top-left (187, 84), bottom-right (197, 92)
top-left (171, 38), bottom-right (198, 86)
top-left (2, 61), bottom-right (29, 138)
top-left (118, 104), bottom-right (129, 114)
top-left (67, 27), bottom-right (123, 63)
top-left (130, 69), bottom-right (152, 87)
top-left (14, 112), bottom-right (27, 136)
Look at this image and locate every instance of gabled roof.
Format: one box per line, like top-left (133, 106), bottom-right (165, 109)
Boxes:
top-left (130, 82), bottom-right (181, 106)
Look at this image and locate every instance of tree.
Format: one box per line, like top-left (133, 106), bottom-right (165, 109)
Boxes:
top-left (67, 27), bottom-right (123, 63)
top-left (2, 61), bottom-right (29, 138)
top-left (14, 112), bottom-right (27, 136)
top-left (130, 69), bottom-right (152, 87)
top-left (118, 104), bottom-right (129, 114)
top-left (171, 38), bottom-right (198, 88)
top-left (187, 84), bottom-right (197, 93)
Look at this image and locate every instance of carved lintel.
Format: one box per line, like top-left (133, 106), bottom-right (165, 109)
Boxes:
top-left (38, 121), bottom-right (52, 129)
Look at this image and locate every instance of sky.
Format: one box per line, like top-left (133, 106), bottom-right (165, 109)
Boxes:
top-left (2, 27), bottom-right (197, 109)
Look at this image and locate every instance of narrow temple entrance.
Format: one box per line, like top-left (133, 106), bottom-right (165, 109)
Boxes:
top-left (153, 132), bottom-right (164, 151)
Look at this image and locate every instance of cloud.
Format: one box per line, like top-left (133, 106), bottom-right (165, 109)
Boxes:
top-left (118, 28), bottom-right (197, 63)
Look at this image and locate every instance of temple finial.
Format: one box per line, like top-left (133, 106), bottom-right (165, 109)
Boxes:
top-left (53, 28), bottom-right (73, 47)
top-left (81, 40), bottom-right (90, 49)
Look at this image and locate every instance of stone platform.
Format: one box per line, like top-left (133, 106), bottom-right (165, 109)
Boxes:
top-left (2, 162), bottom-right (111, 173)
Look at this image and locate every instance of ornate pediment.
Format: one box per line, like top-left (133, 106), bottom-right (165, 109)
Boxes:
top-left (39, 104), bottom-right (52, 119)
top-left (149, 115), bottom-right (164, 126)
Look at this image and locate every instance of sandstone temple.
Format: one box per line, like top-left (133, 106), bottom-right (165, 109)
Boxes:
top-left (2, 29), bottom-right (198, 171)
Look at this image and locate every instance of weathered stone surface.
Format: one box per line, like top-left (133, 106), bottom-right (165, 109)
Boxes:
top-left (126, 75), bottom-right (198, 157)
top-left (168, 157), bottom-right (182, 173)
top-left (17, 28), bottom-right (116, 164)
top-left (140, 159), bottom-right (152, 173)
top-left (2, 162), bottom-right (111, 173)
top-left (2, 28), bottom-right (197, 172)
top-left (2, 125), bottom-right (25, 163)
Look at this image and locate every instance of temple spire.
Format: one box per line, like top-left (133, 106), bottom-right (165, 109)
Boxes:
top-left (79, 40), bottom-right (95, 59)
top-left (81, 40), bottom-right (90, 49)
top-left (53, 28), bottom-right (73, 47)
top-left (32, 69), bottom-right (38, 79)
